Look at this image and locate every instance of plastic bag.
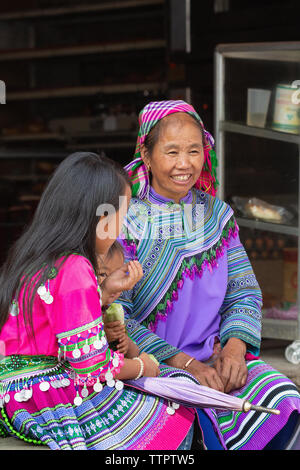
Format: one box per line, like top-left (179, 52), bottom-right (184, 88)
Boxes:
top-left (231, 196), bottom-right (294, 224)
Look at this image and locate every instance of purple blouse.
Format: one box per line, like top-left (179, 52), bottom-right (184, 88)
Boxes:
top-left (148, 187), bottom-right (229, 362)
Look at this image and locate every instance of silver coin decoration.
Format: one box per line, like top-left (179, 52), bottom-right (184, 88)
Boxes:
top-left (105, 371), bottom-right (113, 381)
top-left (112, 357), bottom-right (119, 367)
top-left (93, 339), bottom-right (102, 350)
top-left (24, 389), bottom-right (32, 400)
top-left (14, 392), bottom-right (22, 403)
top-left (81, 387), bottom-right (89, 398)
top-left (73, 348), bottom-right (81, 359)
top-left (166, 407), bottom-right (175, 415)
top-left (115, 380), bottom-right (124, 391)
top-left (39, 381), bottom-right (50, 392)
top-left (4, 394), bottom-right (10, 404)
top-left (43, 295), bottom-right (54, 305)
top-left (74, 396), bottom-right (83, 407)
top-left (93, 382), bottom-right (103, 393)
top-left (37, 285), bottom-right (47, 296)
top-left (62, 378), bottom-right (70, 387)
top-left (172, 402), bottom-right (180, 409)
top-left (38, 284), bottom-right (54, 304)
top-left (83, 344), bottom-right (90, 354)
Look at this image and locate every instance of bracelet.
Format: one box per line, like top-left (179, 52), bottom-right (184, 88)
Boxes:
top-left (132, 357), bottom-right (144, 380)
top-left (183, 357), bottom-right (195, 370)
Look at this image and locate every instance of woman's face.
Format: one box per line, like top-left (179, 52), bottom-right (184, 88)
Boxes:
top-left (95, 184), bottom-right (131, 255)
top-left (142, 113), bottom-right (205, 203)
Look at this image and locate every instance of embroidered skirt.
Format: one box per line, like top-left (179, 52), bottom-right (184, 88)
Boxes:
top-left (205, 359), bottom-right (300, 450)
top-left (0, 355), bottom-right (195, 450)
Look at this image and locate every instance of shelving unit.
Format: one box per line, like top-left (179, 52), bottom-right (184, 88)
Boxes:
top-left (6, 81), bottom-right (166, 101)
top-left (0, 39), bottom-right (166, 62)
top-left (0, 0), bottom-right (168, 152)
top-left (215, 42), bottom-right (300, 361)
top-left (0, 1), bottom-right (164, 20)
top-left (0, 1), bottom-right (170, 265)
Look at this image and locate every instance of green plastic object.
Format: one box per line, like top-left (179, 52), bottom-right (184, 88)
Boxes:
top-left (104, 303), bottom-right (125, 324)
top-left (148, 354), bottom-right (159, 366)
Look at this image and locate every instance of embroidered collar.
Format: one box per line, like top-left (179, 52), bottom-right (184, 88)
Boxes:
top-left (148, 186), bottom-right (193, 206)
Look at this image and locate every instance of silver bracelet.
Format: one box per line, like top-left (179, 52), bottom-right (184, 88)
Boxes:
top-left (133, 357), bottom-right (144, 380)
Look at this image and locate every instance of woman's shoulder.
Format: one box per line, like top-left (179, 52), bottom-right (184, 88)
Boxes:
top-left (57, 253), bottom-right (94, 270)
top-left (194, 189), bottom-right (234, 218)
top-left (54, 254), bottom-right (97, 293)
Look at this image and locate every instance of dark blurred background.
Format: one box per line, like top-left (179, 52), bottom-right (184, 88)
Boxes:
top-left (0, 0), bottom-right (300, 264)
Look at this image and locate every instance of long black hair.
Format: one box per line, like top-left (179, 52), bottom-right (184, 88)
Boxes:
top-left (0, 151), bottom-right (131, 341)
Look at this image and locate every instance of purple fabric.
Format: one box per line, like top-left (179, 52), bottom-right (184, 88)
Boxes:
top-left (149, 187), bottom-right (227, 360)
top-left (127, 376), bottom-right (245, 411)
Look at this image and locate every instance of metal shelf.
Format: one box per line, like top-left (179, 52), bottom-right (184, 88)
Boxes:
top-left (0, 133), bottom-right (65, 142)
top-left (262, 317), bottom-right (298, 341)
top-left (0, 0), bottom-right (164, 21)
top-left (0, 151), bottom-right (66, 159)
top-left (236, 217), bottom-right (299, 237)
top-left (221, 121), bottom-right (300, 145)
top-left (0, 130), bottom-right (138, 144)
top-left (0, 174), bottom-right (49, 181)
top-left (66, 141), bottom-right (135, 151)
top-left (215, 42), bottom-right (300, 349)
top-left (216, 42), bottom-right (300, 63)
top-left (0, 39), bottom-right (166, 62)
top-left (7, 81), bottom-right (166, 101)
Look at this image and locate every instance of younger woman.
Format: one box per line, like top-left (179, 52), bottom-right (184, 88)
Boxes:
top-left (0, 152), bottom-right (196, 450)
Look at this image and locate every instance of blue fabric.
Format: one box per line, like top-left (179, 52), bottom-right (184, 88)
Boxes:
top-left (177, 422), bottom-right (194, 450)
top-left (264, 410), bottom-right (299, 450)
top-left (197, 410), bottom-right (223, 450)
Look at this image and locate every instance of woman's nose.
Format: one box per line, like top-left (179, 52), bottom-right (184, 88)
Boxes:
top-left (176, 153), bottom-right (191, 169)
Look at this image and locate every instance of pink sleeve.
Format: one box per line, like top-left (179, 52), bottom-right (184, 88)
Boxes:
top-left (53, 255), bottom-right (124, 386)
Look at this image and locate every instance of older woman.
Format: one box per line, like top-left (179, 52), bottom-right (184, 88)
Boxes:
top-left (117, 100), bottom-right (300, 450)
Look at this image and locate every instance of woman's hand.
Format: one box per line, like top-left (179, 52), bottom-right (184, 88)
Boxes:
top-left (187, 359), bottom-right (225, 392)
top-left (165, 352), bottom-right (224, 392)
top-left (139, 352), bottom-right (160, 377)
top-left (214, 338), bottom-right (248, 393)
top-left (101, 260), bottom-right (143, 305)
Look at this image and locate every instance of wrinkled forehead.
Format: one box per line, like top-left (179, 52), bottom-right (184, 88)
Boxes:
top-left (149, 112), bottom-right (204, 145)
top-left (158, 112), bottom-right (202, 130)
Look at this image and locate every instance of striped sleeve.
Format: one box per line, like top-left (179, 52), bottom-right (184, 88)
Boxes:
top-left (219, 232), bottom-right (263, 356)
top-left (125, 317), bottom-right (180, 363)
top-left (116, 236), bottom-right (180, 362)
top-left (54, 256), bottom-right (124, 386)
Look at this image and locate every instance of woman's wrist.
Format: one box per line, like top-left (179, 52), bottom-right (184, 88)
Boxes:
top-left (165, 352), bottom-right (194, 370)
top-left (115, 357), bottom-right (143, 381)
top-left (132, 356), bottom-right (144, 380)
top-left (224, 337), bottom-right (247, 356)
top-left (183, 357), bottom-right (195, 370)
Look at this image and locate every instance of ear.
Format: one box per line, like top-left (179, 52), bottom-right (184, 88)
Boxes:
top-left (96, 213), bottom-right (116, 241)
top-left (140, 144), bottom-right (150, 170)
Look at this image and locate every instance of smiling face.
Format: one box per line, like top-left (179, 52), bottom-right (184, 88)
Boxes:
top-left (141, 113), bottom-right (205, 203)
